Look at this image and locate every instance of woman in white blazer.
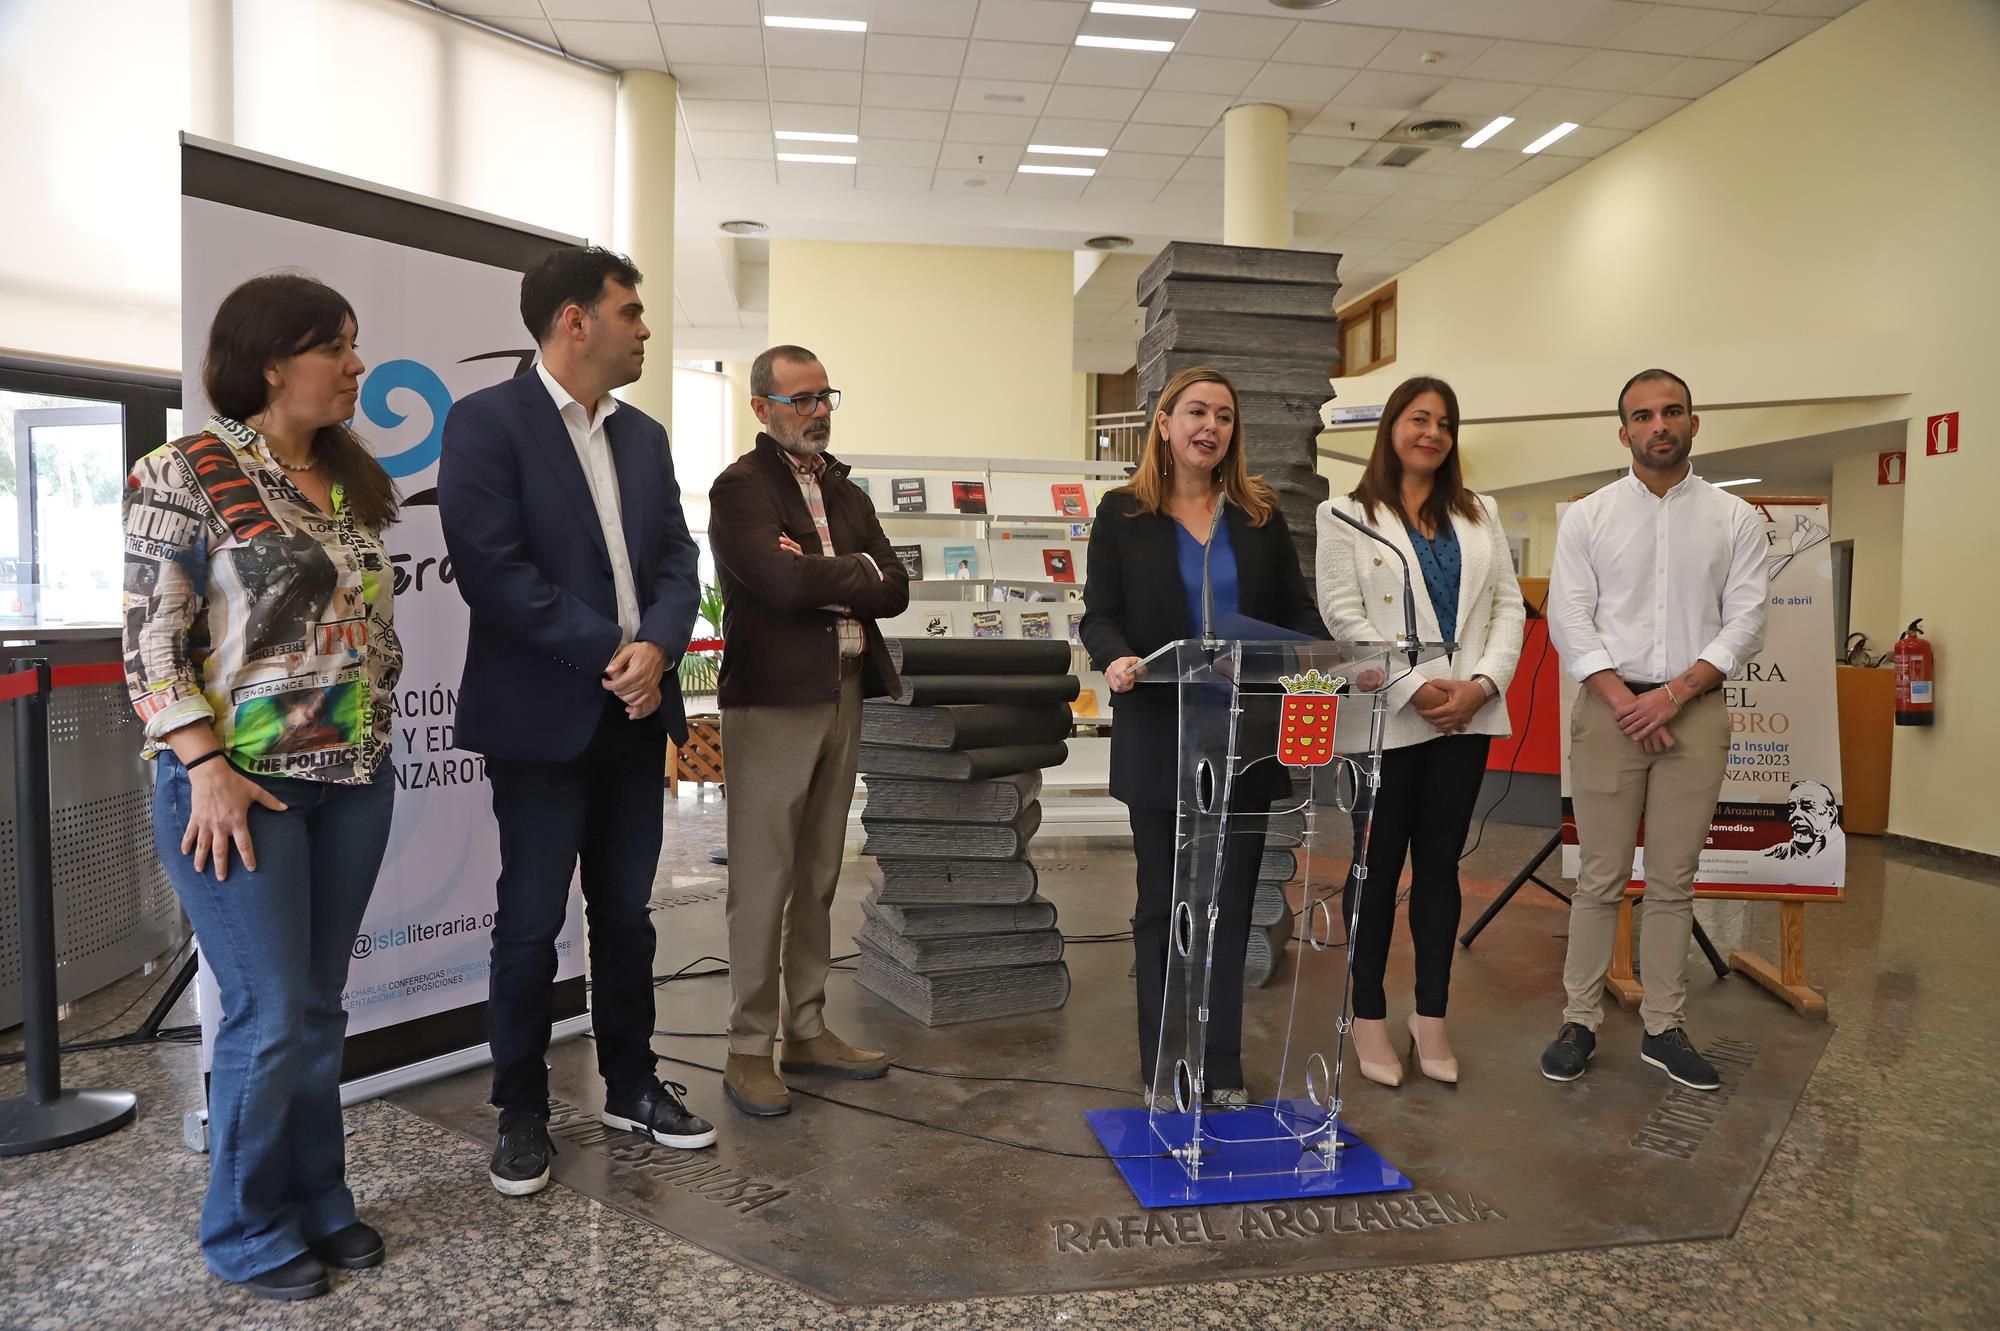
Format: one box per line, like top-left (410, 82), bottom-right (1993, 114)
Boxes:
top-left (1316, 375), bottom-right (1524, 1088)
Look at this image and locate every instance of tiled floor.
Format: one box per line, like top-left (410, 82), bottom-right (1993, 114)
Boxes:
top-left (3, 791), bottom-right (1996, 1329)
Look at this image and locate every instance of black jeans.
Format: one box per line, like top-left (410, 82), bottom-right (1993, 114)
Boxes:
top-left (486, 698), bottom-right (667, 1115)
top-left (1129, 805), bottom-right (1264, 1090)
top-left (1343, 733), bottom-right (1491, 1021)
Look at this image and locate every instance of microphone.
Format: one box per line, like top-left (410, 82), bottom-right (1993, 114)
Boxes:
top-left (1324, 503), bottom-right (1423, 667)
top-left (1200, 490), bottom-right (1227, 645)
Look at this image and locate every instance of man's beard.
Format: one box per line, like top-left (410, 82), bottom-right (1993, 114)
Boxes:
top-left (778, 423), bottom-right (831, 456)
top-left (1634, 433), bottom-right (1692, 472)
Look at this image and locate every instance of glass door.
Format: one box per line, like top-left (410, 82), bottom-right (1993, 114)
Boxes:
top-left (3, 396), bottom-right (126, 625)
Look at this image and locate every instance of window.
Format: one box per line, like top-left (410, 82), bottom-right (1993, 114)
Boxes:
top-left (1336, 283), bottom-right (1397, 377)
top-left (671, 364), bottom-right (735, 596)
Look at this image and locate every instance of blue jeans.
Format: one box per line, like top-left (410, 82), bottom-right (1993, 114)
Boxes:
top-left (152, 754), bottom-right (394, 1281)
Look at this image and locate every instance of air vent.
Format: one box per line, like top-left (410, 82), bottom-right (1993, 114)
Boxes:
top-left (1086, 235), bottom-right (1134, 251)
top-left (1380, 145), bottom-right (1428, 168)
top-left (1403, 118), bottom-right (1465, 141)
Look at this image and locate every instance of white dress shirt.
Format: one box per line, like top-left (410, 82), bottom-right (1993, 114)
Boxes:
top-left (1549, 468), bottom-right (1768, 686)
top-left (536, 361), bottom-right (641, 644)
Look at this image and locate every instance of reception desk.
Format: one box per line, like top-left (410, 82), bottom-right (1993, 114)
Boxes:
top-left (0, 625), bottom-right (186, 1030)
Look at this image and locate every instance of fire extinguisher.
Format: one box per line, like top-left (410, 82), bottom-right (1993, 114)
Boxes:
top-left (1894, 619), bottom-right (1934, 727)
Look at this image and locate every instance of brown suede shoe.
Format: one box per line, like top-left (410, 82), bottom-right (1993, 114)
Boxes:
top-left (779, 1028), bottom-right (891, 1080)
top-left (723, 1053), bottom-right (791, 1117)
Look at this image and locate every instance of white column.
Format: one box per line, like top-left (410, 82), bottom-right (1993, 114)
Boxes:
top-left (615, 69), bottom-right (677, 426)
top-left (1223, 103), bottom-right (1290, 249)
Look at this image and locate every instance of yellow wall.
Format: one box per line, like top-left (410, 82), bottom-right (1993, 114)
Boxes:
top-left (767, 239), bottom-right (1076, 459)
top-left (1830, 451), bottom-right (1906, 655)
top-left (1319, 0), bottom-right (1997, 854)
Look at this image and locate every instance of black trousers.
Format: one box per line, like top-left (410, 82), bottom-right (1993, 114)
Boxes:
top-left (485, 698), bottom-right (667, 1115)
top-left (1343, 733), bottom-right (1491, 1021)
top-left (1129, 806), bottom-right (1264, 1090)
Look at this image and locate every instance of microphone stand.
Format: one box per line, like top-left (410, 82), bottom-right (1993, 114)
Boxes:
top-left (1324, 504), bottom-right (1425, 667)
top-left (1200, 491), bottom-right (1227, 648)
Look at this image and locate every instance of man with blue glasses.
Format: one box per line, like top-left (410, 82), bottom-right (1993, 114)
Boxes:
top-left (707, 345), bottom-right (910, 1116)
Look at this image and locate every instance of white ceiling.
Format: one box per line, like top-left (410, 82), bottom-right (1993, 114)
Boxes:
top-left (434, 0), bottom-right (1860, 366)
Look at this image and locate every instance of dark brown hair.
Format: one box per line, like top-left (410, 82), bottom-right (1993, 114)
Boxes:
top-left (202, 273), bottom-right (399, 532)
top-left (1350, 375), bottom-right (1483, 532)
top-left (1123, 367), bottom-right (1275, 525)
top-left (1617, 367), bottom-right (1693, 424)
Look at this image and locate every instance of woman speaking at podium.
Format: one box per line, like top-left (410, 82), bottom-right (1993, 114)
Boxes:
top-left (1081, 366), bottom-right (1325, 1108)
top-left (1315, 376), bottom-right (1523, 1088)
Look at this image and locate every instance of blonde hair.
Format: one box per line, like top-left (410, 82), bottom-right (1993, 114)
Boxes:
top-left (1122, 366), bottom-right (1275, 525)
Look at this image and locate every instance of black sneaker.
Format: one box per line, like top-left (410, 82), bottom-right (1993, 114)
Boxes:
top-left (238, 1251), bottom-right (330, 1301)
top-left (1540, 1022), bottom-right (1597, 1081)
top-left (603, 1078), bottom-right (718, 1150)
top-left (1640, 1028), bottom-right (1722, 1091)
top-left (309, 1220), bottom-right (384, 1270)
top-left (489, 1109), bottom-right (554, 1197)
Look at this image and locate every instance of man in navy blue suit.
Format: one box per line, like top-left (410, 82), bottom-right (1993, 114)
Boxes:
top-left (439, 246), bottom-right (715, 1198)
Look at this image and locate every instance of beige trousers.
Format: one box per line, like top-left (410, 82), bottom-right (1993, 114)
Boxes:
top-left (1562, 687), bottom-right (1730, 1036)
top-left (722, 660), bottom-right (863, 1056)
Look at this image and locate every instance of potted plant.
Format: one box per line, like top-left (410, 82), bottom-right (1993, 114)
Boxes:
top-left (672, 583), bottom-right (726, 786)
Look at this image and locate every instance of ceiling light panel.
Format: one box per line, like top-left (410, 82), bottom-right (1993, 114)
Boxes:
top-left (1027, 143), bottom-right (1110, 157)
top-left (1460, 115), bottom-right (1514, 149)
top-left (1075, 35), bottom-right (1177, 53)
top-left (1089, 3), bottom-right (1196, 17)
top-left (775, 130), bottom-right (860, 143)
top-left (765, 15), bottom-right (866, 33)
top-left (1522, 122), bottom-right (1579, 153)
top-left (778, 152), bottom-right (859, 164)
top-left (1019, 164), bottom-right (1097, 176)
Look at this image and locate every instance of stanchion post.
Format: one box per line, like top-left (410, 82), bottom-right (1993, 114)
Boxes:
top-left (0, 657), bottom-right (138, 1156)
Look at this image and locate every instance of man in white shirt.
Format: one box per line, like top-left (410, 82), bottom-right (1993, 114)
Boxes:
top-left (1541, 369), bottom-right (1768, 1092)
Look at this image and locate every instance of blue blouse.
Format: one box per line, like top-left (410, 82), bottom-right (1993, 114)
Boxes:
top-left (1177, 517), bottom-right (1238, 636)
top-left (1405, 518), bottom-right (1461, 639)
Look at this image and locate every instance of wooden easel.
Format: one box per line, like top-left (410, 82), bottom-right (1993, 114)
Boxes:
top-left (1605, 889), bottom-right (1830, 1020)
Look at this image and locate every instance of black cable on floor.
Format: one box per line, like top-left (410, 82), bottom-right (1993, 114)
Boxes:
top-left (0, 940), bottom-right (195, 1067)
top-left (1460, 618), bottom-right (1555, 865)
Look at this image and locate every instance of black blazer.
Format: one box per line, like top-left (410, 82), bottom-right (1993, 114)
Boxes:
top-left (1080, 490), bottom-right (1326, 809)
top-left (438, 370), bottom-right (701, 763)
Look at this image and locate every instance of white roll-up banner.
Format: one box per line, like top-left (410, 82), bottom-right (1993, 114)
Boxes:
top-left (178, 137), bottom-right (589, 1092)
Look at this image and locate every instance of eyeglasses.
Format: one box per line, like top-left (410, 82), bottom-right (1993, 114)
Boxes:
top-left (762, 389), bottom-right (841, 414)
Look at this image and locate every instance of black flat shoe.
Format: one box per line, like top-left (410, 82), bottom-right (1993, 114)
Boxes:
top-left (310, 1220), bottom-right (385, 1270)
top-left (238, 1251), bottom-right (330, 1301)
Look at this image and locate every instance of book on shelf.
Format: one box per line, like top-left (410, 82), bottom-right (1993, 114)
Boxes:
top-left (893, 477), bottom-right (927, 511)
top-left (971, 609), bottom-right (1004, 639)
top-left (951, 480), bottom-right (987, 514)
top-left (942, 544), bottom-right (978, 580)
top-left (1070, 688), bottom-right (1099, 719)
top-left (1041, 548), bottom-right (1076, 583)
top-left (891, 543), bottom-right (924, 579)
top-left (921, 613), bottom-right (953, 638)
top-left (1020, 610), bottom-right (1051, 640)
top-left (1066, 610), bottom-right (1084, 644)
top-left (1050, 482), bottom-right (1089, 518)
top-left (853, 476), bottom-right (871, 495)
top-left (1067, 523), bottom-right (1088, 540)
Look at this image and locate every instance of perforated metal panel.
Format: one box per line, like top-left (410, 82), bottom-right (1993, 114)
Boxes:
top-left (0, 679), bottom-right (186, 1031)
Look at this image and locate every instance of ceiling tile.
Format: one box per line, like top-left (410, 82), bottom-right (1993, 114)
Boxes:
top-left (1549, 1), bottom-right (1657, 47)
top-left (1057, 47), bottom-right (1169, 90)
top-left (763, 28), bottom-right (865, 71)
top-left (1287, 162), bottom-right (1340, 191)
top-left (1173, 156), bottom-right (1224, 184)
top-left (1419, 78), bottom-right (1537, 117)
top-left (1365, 193), bottom-right (1455, 222)
top-left (1506, 85), bottom-right (1623, 125)
top-left (1701, 14), bottom-right (1824, 61)
top-left (955, 78), bottom-right (1055, 115)
top-left (856, 137), bottom-right (941, 167)
top-left (1594, 93), bottom-right (1691, 132)
top-left (963, 39), bottom-right (1069, 81)
top-left (765, 69), bottom-right (864, 104)
top-left (1762, 0), bottom-right (1861, 16)
top-left (861, 72), bottom-right (960, 109)
top-left (1299, 103), bottom-right (1404, 140)
top-left (855, 164), bottom-right (937, 191)
top-left (1114, 122), bottom-right (1208, 155)
top-left (669, 63), bottom-right (767, 98)
top-left (550, 19), bottom-right (662, 63)
top-left (1391, 171), bottom-right (1481, 201)
top-left (1539, 124), bottom-right (1632, 157)
top-left (1287, 135), bottom-right (1370, 168)
top-left (1295, 205), bottom-right (1373, 239)
top-left (867, 0), bottom-right (980, 39)
top-left (1643, 56), bottom-right (1752, 97)
top-left (1331, 165), bottom-right (1414, 196)
top-left (1191, 125), bottom-right (1225, 157)
top-left (679, 98), bottom-right (770, 131)
top-left (1603, 5), bottom-right (1749, 57)
top-left (463, 12), bottom-right (557, 42)
top-left (1469, 178), bottom-right (1545, 206)
top-left (864, 34), bottom-right (969, 76)
top-left (690, 157), bottom-right (776, 187)
top-left (776, 160), bottom-right (856, 188)
top-left (974, 0), bottom-right (1088, 45)
top-left (939, 141), bottom-right (1024, 170)
top-left (1008, 170), bottom-right (1092, 200)
top-left (1442, 199), bottom-right (1507, 226)
top-left (1463, 40), bottom-right (1592, 85)
top-left (1420, 147), bottom-right (1522, 179)
top-left (1379, 240), bottom-right (1440, 263)
top-left (544, 0), bottom-right (651, 20)
top-left (1276, 22), bottom-right (1397, 69)
top-left (770, 101), bottom-right (861, 134)
top-left (687, 128), bottom-right (773, 160)
top-left (1338, 70), bottom-right (1452, 110)
top-left (1030, 117), bottom-right (1126, 150)
top-left (858, 105), bottom-right (949, 138)
top-left (1342, 215), bottom-right (1413, 241)
top-left (1175, 11), bottom-right (1297, 61)
top-left (1641, 0), bottom-right (1762, 10)
top-left (1367, 30), bottom-right (1495, 79)
top-left (931, 169), bottom-right (1006, 194)
top-left (1085, 175), bottom-right (1166, 204)
top-left (1242, 61), bottom-right (1355, 106)
top-left (658, 23), bottom-right (763, 65)
top-left (1509, 152), bottom-right (1584, 182)
top-left (1098, 150), bottom-right (1186, 181)
top-left (649, 0), bottom-right (758, 23)
top-left (944, 112), bottom-right (1038, 145)
top-left (1042, 84), bottom-right (1144, 119)
top-left (1152, 54), bottom-right (1265, 96)
top-left (1131, 90), bottom-right (1233, 129)
top-left (1154, 181), bottom-right (1223, 211)
top-left (1552, 49), bottom-right (1686, 93)
top-left (1412, 218), bottom-right (1480, 245)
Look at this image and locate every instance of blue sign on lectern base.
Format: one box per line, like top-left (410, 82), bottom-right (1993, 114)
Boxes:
top-left (1085, 1100), bottom-right (1413, 1209)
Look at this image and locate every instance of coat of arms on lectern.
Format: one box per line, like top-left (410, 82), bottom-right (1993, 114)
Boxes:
top-left (1276, 668), bottom-right (1344, 768)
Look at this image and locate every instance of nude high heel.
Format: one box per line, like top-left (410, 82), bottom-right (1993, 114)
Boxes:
top-left (1349, 1018), bottom-right (1404, 1087)
top-left (1408, 1012), bottom-right (1460, 1084)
